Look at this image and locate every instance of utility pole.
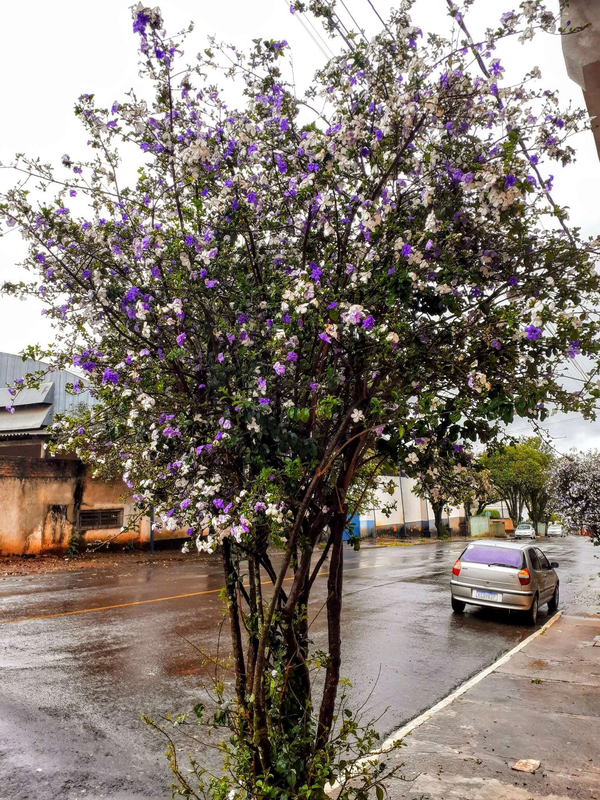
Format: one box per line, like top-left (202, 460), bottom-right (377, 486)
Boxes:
top-left (149, 506), bottom-right (155, 553)
top-left (398, 470), bottom-right (407, 537)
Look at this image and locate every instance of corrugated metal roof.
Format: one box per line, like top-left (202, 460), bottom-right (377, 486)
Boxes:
top-left (0, 405), bottom-right (54, 433)
top-left (0, 352), bottom-right (94, 415)
top-left (0, 381), bottom-right (54, 408)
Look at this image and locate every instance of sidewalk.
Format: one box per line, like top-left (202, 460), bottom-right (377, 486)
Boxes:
top-left (379, 611), bottom-right (600, 799)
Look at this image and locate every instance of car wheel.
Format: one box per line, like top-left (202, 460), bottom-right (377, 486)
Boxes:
top-left (451, 597), bottom-right (466, 613)
top-left (524, 594), bottom-right (538, 626)
top-left (548, 583), bottom-right (559, 612)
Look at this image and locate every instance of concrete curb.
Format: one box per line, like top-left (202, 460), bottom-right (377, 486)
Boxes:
top-left (327, 610), bottom-right (563, 793)
top-left (378, 609), bottom-right (563, 751)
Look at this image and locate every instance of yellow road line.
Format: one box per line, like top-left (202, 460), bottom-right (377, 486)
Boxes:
top-left (0, 573), bottom-right (329, 626)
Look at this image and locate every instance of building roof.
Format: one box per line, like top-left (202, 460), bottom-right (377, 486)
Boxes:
top-left (0, 381), bottom-right (54, 408)
top-left (0, 406), bottom-right (54, 435)
top-left (0, 353), bottom-right (94, 439)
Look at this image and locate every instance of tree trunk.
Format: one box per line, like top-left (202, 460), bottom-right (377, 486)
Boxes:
top-left (222, 538), bottom-right (247, 711)
top-left (432, 502), bottom-right (445, 538)
top-left (316, 507), bottom-right (345, 748)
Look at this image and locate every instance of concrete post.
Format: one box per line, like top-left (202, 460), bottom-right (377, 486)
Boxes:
top-left (561, 0), bottom-right (600, 158)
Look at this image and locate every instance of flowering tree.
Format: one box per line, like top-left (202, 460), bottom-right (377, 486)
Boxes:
top-left (403, 438), bottom-right (492, 535)
top-left (2, 1), bottom-right (600, 796)
top-left (548, 450), bottom-right (600, 540)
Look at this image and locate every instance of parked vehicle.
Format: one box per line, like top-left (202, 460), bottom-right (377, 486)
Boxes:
top-left (546, 523), bottom-right (565, 537)
top-left (514, 522), bottom-right (536, 539)
top-left (450, 540), bottom-right (559, 625)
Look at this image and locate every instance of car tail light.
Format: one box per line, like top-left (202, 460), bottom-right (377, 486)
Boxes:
top-left (452, 559), bottom-right (461, 577)
top-left (518, 568), bottom-right (531, 586)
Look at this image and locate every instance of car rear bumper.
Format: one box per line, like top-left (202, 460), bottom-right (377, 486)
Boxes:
top-left (451, 580), bottom-right (534, 611)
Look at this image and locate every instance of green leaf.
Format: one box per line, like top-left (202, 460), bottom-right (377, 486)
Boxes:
top-left (376, 786), bottom-right (384, 800)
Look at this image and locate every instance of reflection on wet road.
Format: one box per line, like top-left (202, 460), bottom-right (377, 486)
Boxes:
top-left (0, 537), bottom-right (596, 799)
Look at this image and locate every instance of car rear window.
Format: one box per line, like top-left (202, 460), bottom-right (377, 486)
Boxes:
top-left (516, 524), bottom-right (530, 530)
top-left (461, 545), bottom-right (523, 568)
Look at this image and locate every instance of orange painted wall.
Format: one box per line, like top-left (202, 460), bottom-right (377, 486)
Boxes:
top-left (0, 457), bottom-right (143, 555)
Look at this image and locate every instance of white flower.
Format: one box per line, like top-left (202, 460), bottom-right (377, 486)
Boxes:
top-left (386, 332), bottom-right (399, 343)
top-left (138, 393), bottom-right (155, 411)
top-left (351, 409), bottom-right (364, 423)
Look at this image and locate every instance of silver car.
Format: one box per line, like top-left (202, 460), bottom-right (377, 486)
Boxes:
top-left (450, 540), bottom-right (559, 625)
top-left (515, 522), bottom-right (536, 539)
top-left (547, 523), bottom-right (565, 537)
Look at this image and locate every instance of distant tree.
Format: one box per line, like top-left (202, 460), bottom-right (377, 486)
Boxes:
top-left (404, 439), bottom-right (492, 536)
top-left (548, 450), bottom-right (600, 541)
top-left (483, 508), bottom-right (501, 519)
top-left (482, 437), bottom-right (554, 527)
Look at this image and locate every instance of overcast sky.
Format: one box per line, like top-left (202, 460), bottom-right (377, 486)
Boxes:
top-left (0, 0), bottom-right (598, 452)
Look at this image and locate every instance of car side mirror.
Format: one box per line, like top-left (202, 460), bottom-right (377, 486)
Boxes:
top-left (550, 562), bottom-right (559, 569)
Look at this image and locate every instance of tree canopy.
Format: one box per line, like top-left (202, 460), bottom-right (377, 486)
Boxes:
top-left (548, 450), bottom-right (600, 540)
top-left (482, 436), bottom-right (554, 527)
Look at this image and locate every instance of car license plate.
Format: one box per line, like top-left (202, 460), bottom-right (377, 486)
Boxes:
top-left (472, 589), bottom-right (502, 602)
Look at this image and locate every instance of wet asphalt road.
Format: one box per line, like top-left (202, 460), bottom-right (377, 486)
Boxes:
top-left (0, 536), bottom-right (596, 800)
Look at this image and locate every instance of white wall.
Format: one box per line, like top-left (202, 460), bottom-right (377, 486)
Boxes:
top-left (358, 475), bottom-right (465, 538)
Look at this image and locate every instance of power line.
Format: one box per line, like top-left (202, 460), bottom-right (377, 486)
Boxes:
top-left (284, 1), bottom-right (333, 60)
top-left (339, 0), bottom-right (369, 43)
top-left (365, 0), bottom-right (393, 36)
top-left (301, 8), bottom-right (338, 57)
top-left (509, 416), bottom-right (587, 434)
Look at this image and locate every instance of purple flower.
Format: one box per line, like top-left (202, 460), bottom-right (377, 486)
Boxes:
top-left (180, 499), bottom-right (191, 510)
top-left (567, 340), bottom-right (581, 358)
top-left (401, 243), bottom-right (412, 257)
top-left (217, 353), bottom-right (224, 363)
top-left (490, 338), bottom-right (501, 350)
top-left (286, 352), bottom-right (298, 361)
top-left (310, 382), bottom-right (319, 391)
top-left (176, 332), bottom-right (186, 347)
top-left (362, 315), bottom-right (375, 331)
top-left (133, 9), bottom-right (150, 35)
top-left (102, 368), bottom-right (119, 385)
top-left (163, 427), bottom-right (181, 438)
top-left (259, 398), bottom-right (270, 405)
top-left (504, 174), bottom-right (517, 188)
top-left (525, 325), bottom-right (542, 341)
top-left (508, 276), bottom-right (518, 286)
top-left (319, 333), bottom-right (332, 344)
top-left (273, 361), bottom-right (285, 375)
